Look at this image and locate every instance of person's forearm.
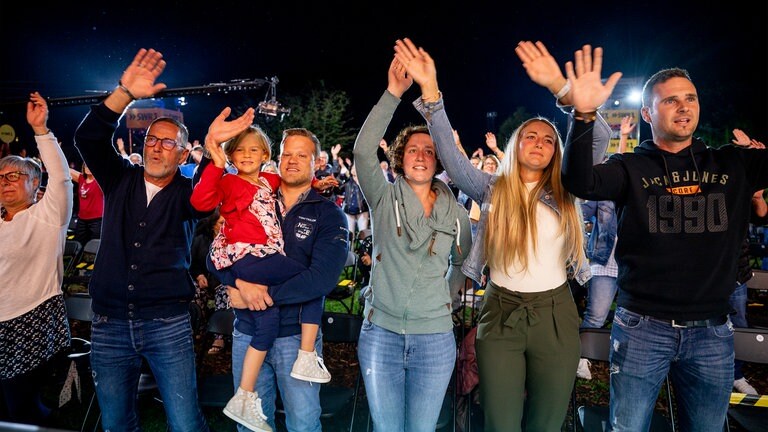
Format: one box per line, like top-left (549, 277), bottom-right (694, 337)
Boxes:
top-left (562, 120), bottom-right (600, 197)
top-left (414, 96), bottom-right (489, 202)
top-left (353, 91), bottom-right (399, 208)
top-left (35, 132), bottom-right (73, 226)
top-left (190, 164), bottom-right (225, 211)
top-left (269, 219), bottom-right (349, 305)
top-left (618, 135), bottom-right (629, 154)
top-left (69, 168), bottom-right (81, 183)
top-left (74, 103), bottom-right (127, 189)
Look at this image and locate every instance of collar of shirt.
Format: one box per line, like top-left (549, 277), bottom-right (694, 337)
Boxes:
top-left (277, 187), bottom-right (310, 215)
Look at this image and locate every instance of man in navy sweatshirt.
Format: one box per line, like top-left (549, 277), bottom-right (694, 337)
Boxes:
top-left (561, 45), bottom-right (768, 431)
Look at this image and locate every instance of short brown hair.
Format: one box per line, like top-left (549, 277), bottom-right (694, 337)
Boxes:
top-left (642, 68), bottom-right (692, 108)
top-left (387, 125), bottom-right (443, 177)
top-left (281, 128), bottom-right (321, 158)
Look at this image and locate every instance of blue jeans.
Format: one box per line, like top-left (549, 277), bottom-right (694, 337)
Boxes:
top-left (581, 275), bottom-right (618, 329)
top-left (232, 328), bottom-right (323, 432)
top-left (90, 313), bottom-right (208, 432)
top-left (357, 321), bottom-right (456, 432)
top-left (728, 282), bottom-right (748, 380)
top-left (609, 307), bottom-right (733, 432)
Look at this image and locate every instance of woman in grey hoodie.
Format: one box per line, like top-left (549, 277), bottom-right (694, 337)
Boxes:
top-left (353, 56), bottom-right (472, 431)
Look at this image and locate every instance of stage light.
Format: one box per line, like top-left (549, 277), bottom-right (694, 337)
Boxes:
top-left (257, 77), bottom-right (291, 121)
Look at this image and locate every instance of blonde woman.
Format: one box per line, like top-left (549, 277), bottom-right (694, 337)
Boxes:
top-left (396, 38), bottom-right (609, 431)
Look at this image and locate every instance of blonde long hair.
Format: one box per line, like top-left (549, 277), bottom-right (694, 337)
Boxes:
top-left (485, 117), bottom-right (586, 275)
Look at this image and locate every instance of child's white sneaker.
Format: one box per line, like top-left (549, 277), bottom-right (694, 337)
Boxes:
top-left (290, 349), bottom-right (331, 383)
top-left (576, 358), bottom-right (592, 380)
top-left (223, 387), bottom-right (273, 432)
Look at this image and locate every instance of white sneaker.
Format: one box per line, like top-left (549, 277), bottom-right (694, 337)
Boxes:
top-left (290, 349), bottom-right (331, 383)
top-left (576, 358), bottom-right (592, 380)
top-left (223, 387), bottom-right (273, 432)
top-left (734, 377), bottom-right (758, 395)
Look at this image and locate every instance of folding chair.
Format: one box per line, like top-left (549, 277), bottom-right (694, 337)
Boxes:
top-left (67, 216), bottom-right (78, 240)
top-left (319, 312), bottom-right (364, 430)
top-left (571, 328), bottom-right (675, 432)
top-left (746, 270), bottom-right (768, 329)
top-left (63, 293), bottom-right (97, 432)
top-left (63, 239), bottom-right (83, 279)
top-left (326, 251), bottom-right (359, 314)
top-left (727, 328), bottom-right (768, 431)
top-left (63, 239), bottom-right (100, 294)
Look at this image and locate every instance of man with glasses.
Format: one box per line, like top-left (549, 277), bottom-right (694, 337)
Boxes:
top-left (74, 48), bottom-right (212, 431)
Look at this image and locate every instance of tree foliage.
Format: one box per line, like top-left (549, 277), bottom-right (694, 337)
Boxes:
top-left (256, 82), bottom-right (358, 157)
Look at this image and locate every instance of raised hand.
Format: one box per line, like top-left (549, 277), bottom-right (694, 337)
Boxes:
top-left (379, 139), bottom-right (390, 153)
top-left (207, 107), bottom-right (255, 144)
top-left (116, 137), bottom-right (127, 154)
top-left (732, 128), bottom-right (751, 147)
top-left (118, 48), bottom-right (167, 99)
top-left (564, 45), bottom-right (622, 114)
top-left (620, 116), bottom-right (636, 136)
top-left (515, 41), bottom-right (567, 95)
top-left (485, 132), bottom-right (498, 152)
top-left (26, 92), bottom-right (49, 133)
top-left (331, 143), bottom-right (342, 158)
top-left (386, 56), bottom-right (413, 99)
top-left (393, 38), bottom-right (439, 101)
top-left (205, 107), bottom-right (255, 168)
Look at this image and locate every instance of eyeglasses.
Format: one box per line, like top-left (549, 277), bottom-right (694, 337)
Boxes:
top-left (0, 171), bottom-right (29, 182)
top-left (145, 135), bottom-right (180, 150)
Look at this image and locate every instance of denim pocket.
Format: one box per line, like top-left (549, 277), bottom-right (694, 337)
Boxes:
top-left (92, 313), bottom-right (109, 325)
top-left (712, 318), bottom-right (735, 338)
top-left (613, 307), bottom-right (643, 329)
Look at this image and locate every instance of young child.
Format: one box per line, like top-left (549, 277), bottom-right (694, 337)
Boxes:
top-left (190, 113), bottom-right (330, 432)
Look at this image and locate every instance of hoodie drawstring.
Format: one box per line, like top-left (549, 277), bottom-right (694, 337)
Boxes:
top-left (394, 199), bottom-right (402, 236)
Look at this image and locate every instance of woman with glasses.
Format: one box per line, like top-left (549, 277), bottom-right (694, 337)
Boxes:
top-left (0, 92), bottom-right (73, 425)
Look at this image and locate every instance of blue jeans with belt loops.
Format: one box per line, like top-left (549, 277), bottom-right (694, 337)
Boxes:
top-left (608, 307), bottom-right (733, 432)
top-left (90, 313), bottom-right (209, 432)
top-left (357, 321), bottom-right (456, 432)
top-left (231, 328), bottom-right (323, 432)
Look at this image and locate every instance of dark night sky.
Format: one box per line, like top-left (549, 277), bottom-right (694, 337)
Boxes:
top-left (1, 1), bottom-right (766, 161)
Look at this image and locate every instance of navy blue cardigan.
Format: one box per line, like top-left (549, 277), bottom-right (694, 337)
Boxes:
top-left (75, 103), bottom-right (206, 319)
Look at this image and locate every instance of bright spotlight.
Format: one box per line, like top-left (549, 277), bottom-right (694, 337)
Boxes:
top-left (628, 89), bottom-right (642, 104)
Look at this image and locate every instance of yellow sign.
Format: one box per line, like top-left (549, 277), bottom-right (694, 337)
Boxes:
top-left (0, 124), bottom-right (16, 144)
top-left (602, 109), bottom-right (640, 154)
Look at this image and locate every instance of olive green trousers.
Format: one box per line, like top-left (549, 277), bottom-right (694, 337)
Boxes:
top-left (475, 280), bottom-right (580, 432)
